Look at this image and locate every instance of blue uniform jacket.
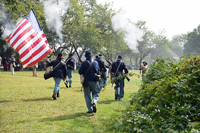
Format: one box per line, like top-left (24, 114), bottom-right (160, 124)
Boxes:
top-left (47, 60), bottom-right (67, 79)
top-left (79, 57), bottom-right (100, 82)
top-left (65, 57), bottom-right (75, 70)
top-left (96, 58), bottom-right (107, 72)
top-left (111, 60), bottom-right (129, 75)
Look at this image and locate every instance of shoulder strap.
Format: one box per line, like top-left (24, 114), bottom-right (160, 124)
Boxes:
top-left (52, 61), bottom-right (62, 71)
top-left (114, 61), bottom-right (122, 77)
top-left (65, 58), bottom-right (71, 64)
top-left (84, 60), bottom-right (93, 77)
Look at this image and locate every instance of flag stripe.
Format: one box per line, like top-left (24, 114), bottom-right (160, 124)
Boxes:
top-left (23, 47), bottom-right (51, 68)
top-left (10, 23), bottom-right (32, 47)
top-left (8, 20), bottom-right (29, 43)
top-left (12, 28), bottom-right (34, 49)
top-left (20, 33), bottom-right (45, 60)
top-left (18, 32), bottom-right (41, 55)
top-left (15, 32), bottom-right (37, 52)
top-left (21, 42), bottom-right (48, 65)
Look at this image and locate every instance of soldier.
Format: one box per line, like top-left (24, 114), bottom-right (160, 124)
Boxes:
top-left (111, 54), bottom-right (128, 101)
top-left (79, 50), bottom-right (100, 113)
top-left (43, 57), bottom-right (51, 73)
top-left (2, 56), bottom-right (7, 66)
top-left (33, 63), bottom-right (38, 77)
top-left (47, 53), bottom-right (67, 100)
top-left (65, 53), bottom-right (75, 88)
top-left (139, 61), bottom-right (148, 79)
top-left (10, 55), bottom-right (16, 75)
top-left (95, 53), bottom-right (107, 93)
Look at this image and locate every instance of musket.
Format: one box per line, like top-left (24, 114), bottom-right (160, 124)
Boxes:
top-left (103, 56), bottom-right (112, 66)
top-left (72, 43), bottom-right (83, 91)
top-left (139, 57), bottom-right (142, 74)
top-left (72, 43), bottom-right (82, 63)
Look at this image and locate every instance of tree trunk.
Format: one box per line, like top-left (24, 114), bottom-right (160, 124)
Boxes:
top-left (135, 57), bottom-right (138, 70)
top-left (130, 58), bottom-right (132, 65)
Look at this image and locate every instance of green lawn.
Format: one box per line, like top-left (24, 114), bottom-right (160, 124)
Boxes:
top-left (0, 70), bottom-right (141, 132)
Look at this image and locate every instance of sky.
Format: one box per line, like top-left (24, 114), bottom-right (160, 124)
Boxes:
top-left (96, 0), bottom-right (200, 40)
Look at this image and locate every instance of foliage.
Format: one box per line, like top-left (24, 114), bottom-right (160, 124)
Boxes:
top-left (110, 72), bottom-right (140, 84)
top-left (106, 54), bottom-right (200, 132)
top-left (184, 25), bottom-right (200, 54)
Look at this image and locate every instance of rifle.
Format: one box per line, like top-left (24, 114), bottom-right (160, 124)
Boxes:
top-left (139, 57), bottom-right (142, 74)
top-left (103, 56), bottom-right (112, 66)
top-left (72, 43), bottom-right (82, 63)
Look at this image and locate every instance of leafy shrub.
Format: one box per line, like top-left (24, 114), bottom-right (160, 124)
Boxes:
top-left (106, 54), bottom-right (200, 132)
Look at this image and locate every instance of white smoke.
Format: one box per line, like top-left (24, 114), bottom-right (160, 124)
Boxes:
top-left (43, 0), bottom-right (71, 43)
top-left (111, 12), bottom-right (144, 51)
top-left (1, 8), bottom-right (23, 41)
top-left (0, 9), bottom-right (14, 40)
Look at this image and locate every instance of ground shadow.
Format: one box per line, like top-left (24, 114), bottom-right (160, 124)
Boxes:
top-left (22, 97), bottom-right (52, 102)
top-left (40, 112), bottom-right (94, 122)
top-left (98, 99), bottom-right (116, 104)
top-left (0, 100), bottom-right (12, 103)
top-left (46, 87), bottom-right (53, 89)
top-left (74, 89), bottom-right (84, 92)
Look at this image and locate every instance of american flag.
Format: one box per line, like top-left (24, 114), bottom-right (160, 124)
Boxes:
top-left (6, 9), bottom-right (51, 69)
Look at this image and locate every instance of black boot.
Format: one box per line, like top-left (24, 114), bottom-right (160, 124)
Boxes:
top-left (52, 93), bottom-right (57, 100)
top-left (115, 94), bottom-right (119, 100)
top-left (65, 81), bottom-right (68, 88)
top-left (92, 103), bottom-right (97, 113)
top-left (57, 92), bottom-right (60, 98)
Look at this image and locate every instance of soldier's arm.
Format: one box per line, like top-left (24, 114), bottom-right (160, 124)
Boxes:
top-left (78, 62), bottom-right (84, 75)
top-left (103, 62), bottom-right (107, 72)
top-left (47, 60), bottom-right (53, 67)
top-left (123, 63), bottom-right (129, 74)
top-left (93, 61), bottom-right (100, 74)
top-left (111, 63), bottom-right (115, 73)
top-left (139, 65), bottom-right (144, 70)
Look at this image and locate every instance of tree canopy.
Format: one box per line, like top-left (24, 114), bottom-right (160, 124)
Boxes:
top-left (0, 0), bottom-right (199, 66)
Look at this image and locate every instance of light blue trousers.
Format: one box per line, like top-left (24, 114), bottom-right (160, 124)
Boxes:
top-left (53, 77), bottom-right (62, 93)
top-left (114, 77), bottom-right (124, 99)
top-left (84, 81), bottom-right (99, 112)
top-left (98, 76), bottom-right (105, 94)
top-left (67, 69), bottom-right (73, 85)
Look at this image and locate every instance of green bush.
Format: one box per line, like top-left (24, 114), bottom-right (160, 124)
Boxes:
top-left (106, 54), bottom-right (200, 132)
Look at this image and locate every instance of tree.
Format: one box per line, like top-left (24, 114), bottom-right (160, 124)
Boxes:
top-left (169, 34), bottom-right (187, 57)
top-left (183, 25), bottom-right (200, 54)
top-left (135, 20), bottom-right (154, 69)
top-left (150, 34), bottom-right (172, 61)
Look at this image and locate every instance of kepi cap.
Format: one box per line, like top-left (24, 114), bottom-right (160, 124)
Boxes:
top-left (58, 53), bottom-right (62, 57)
top-left (118, 54), bottom-right (123, 59)
top-left (99, 53), bottom-right (103, 56)
top-left (85, 50), bottom-right (92, 56)
top-left (69, 53), bottom-right (73, 56)
top-left (142, 61), bottom-right (147, 64)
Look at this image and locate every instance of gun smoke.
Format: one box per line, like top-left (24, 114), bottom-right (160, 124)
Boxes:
top-left (43, 0), bottom-right (71, 44)
top-left (0, 8), bottom-right (23, 51)
top-left (111, 12), bottom-right (144, 51)
top-left (0, 9), bottom-right (15, 40)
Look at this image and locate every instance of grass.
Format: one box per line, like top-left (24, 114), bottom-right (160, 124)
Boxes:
top-left (0, 70), bottom-right (141, 133)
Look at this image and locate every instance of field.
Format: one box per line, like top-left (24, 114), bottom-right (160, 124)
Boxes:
top-left (0, 70), bottom-right (141, 133)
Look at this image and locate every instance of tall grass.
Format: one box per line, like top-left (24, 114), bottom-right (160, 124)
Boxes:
top-left (0, 70), bottom-right (141, 132)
